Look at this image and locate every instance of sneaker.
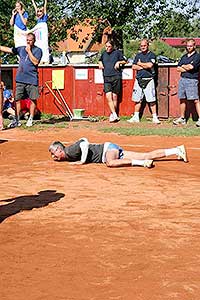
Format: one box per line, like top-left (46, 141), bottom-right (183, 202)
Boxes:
top-left (196, 119), bottom-right (200, 127)
top-left (8, 114), bottom-right (15, 120)
top-left (127, 115), bottom-right (140, 123)
top-left (152, 117), bottom-right (161, 124)
top-left (7, 119), bottom-right (21, 128)
top-left (143, 160), bottom-right (153, 168)
top-left (173, 117), bottom-right (186, 125)
top-left (177, 145), bottom-right (188, 162)
top-left (24, 112), bottom-right (30, 120)
top-left (109, 113), bottom-right (120, 123)
top-left (26, 118), bottom-right (33, 127)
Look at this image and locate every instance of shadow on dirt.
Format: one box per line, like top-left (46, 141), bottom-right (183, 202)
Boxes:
top-left (0, 190), bottom-right (65, 223)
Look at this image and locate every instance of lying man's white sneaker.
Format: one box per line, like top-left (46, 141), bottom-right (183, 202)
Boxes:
top-left (152, 117), bottom-right (161, 124)
top-left (127, 115), bottom-right (140, 123)
top-left (143, 159), bottom-right (153, 168)
top-left (177, 145), bottom-right (188, 162)
top-left (26, 118), bottom-right (33, 127)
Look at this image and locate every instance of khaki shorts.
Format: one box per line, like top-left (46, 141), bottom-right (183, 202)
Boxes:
top-left (132, 78), bottom-right (156, 103)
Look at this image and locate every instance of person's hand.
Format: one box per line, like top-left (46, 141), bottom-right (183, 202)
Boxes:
top-left (12, 9), bottom-right (17, 15)
top-left (69, 161), bottom-right (84, 165)
top-left (98, 62), bottom-right (104, 70)
top-left (25, 44), bottom-right (31, 53)
top-left (114, 61), bottom-right (120, 70)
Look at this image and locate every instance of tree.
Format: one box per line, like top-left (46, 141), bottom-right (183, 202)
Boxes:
top-left (67, 0), bottom-right (200, 45)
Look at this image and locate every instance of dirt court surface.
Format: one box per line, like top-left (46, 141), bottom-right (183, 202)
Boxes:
top-left (0, 123), bottom-right (200, 300)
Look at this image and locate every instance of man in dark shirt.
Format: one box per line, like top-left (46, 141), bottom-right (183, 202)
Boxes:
top-left (173, 39), bottom-right (200, 127)
top-left (127, 39), bottom-right (160, 124)
top-left (49, 138), bottom-right (188, 168)
top-left (99, 40), bottom-right (127, 123)
top-left (0, 33), bottom-right (42, 128)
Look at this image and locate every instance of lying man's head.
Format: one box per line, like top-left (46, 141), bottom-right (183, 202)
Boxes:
top-left (49, 141), bottom-right (66, 161)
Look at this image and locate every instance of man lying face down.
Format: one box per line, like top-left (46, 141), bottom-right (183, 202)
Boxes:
top-left (49, 138), bottom-right (188, 168)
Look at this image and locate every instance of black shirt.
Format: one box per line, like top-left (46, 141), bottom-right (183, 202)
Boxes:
top-left (133, 51), bottom-right (156, 79)
top-left (99, 49), bottom-right (126, 77)
top-left (178, 51), bottom-right (200, 79)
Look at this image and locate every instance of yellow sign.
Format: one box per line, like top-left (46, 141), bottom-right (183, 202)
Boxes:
top-left (52, 70), bottom-right (65, 89)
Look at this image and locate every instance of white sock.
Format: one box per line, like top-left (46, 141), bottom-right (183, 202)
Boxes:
top-left (28, 115), bottom-right (33, 120)
top-left (112, 112), bottom-right (118, 118)
top-left (152, 113), bottom-right (158, 118)
top-left (131, 159), bottom-right (146, 166)
top-left (134, 112), bottom-right (139, 117)
top-left (164, 147), bottom-right (178, 156)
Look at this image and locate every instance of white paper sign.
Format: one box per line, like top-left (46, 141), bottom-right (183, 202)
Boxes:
top-left (75, 69), bottom-right (88, 80)
top-left (122, 68), bottom-right (133, 80)
top-left (94, 69), bottom-right (104, 84)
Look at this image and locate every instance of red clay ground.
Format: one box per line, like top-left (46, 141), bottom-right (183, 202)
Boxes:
top-left (0, 123), bottom-right (200, 300)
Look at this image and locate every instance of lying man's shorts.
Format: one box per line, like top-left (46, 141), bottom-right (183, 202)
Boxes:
top-left (102, 142), bottom-right (124, 163)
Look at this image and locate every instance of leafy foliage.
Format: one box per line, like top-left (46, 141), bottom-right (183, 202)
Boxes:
top-left (0, 0), bottom-right (199, 63)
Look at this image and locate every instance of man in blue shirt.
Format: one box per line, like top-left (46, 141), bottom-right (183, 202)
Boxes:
top-left (173, 39), bottom-right (200, 127)
top-left (99, 40), bottom-right (127, 123)
top-left (127, 39), bottom-right (160, 124)
top-left (0, 33), bottom-right (42, 128)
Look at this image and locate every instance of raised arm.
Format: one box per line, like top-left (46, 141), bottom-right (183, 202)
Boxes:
top-left (0, 46), bottom-right (13, 54)
top-left (31, 0), bottom-right (38, 14)
top-left (43, 0), bottom-right (47, 14)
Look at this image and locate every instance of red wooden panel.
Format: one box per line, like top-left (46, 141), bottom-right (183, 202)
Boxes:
top-left (168, 66), bottom-right (181, 117)
top-left (157, 66), bottom-right (169, 118)
top-left (9, 64), bottom-right (199, 118)
top-left (38, 66), bottom-right (74, 115)
top-left (73, 67), bottom-right (105, 116)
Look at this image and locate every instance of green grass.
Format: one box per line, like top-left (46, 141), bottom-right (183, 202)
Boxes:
top-left (3, 115), bottom-right (200, 136)
top-left (99, 126), bottom-right (200, 137)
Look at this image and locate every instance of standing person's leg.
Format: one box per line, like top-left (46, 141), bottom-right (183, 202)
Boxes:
top-left (194, 99), bottom-right (200, 127)
top-left (26, 84), bottom-right (39, 127)
top-left (106, 92), bottom-right (116, 114)
top-left (144, 79), bottom-right (160, 124)
top-left (26, 100), bottom-right (36, 127)
top-left (173, 99), bottom-right (187, 125)
top-left (112, 92), bottom-right (118, 111)
top-left (7, 83), bottom-right (23, 128)
top-left (127, 79), bottom-right (142, 123)
top-left (104, 77), bottom-right (118, 122)
top-left (173, 78), bottom-right (187, 125)
top-left (0, 83), bottom-right (3, 130)
top-left (105, 91), bottom-right (119, 123)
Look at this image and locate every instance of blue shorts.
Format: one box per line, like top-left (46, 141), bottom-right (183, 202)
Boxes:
top-left (178, 77), bottom-right (199, 100)
top-left (107, 143), bottom-right (124, 159)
